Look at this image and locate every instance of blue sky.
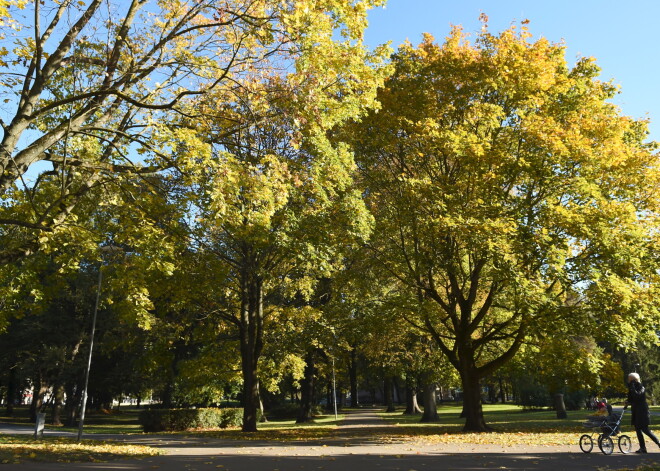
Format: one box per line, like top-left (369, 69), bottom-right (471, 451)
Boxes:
top-left (363, 0), bottom-right (659, 142)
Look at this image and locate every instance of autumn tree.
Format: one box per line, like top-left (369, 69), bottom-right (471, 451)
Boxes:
top-left (161, 1), bottom-right (389, 431)
top-left (0, 0), bottom-right (377, 264)
top-left (347, 22), bottom-right (660, 431)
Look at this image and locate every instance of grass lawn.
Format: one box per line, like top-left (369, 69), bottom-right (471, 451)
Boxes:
top-left (0, 405), bottom-right (143, 434)
top-left (378, 403), bottom-right (652, 447)
top-left (0, 406), bottom-right (158, 465)
top-left (197, 412), bottom-right (346, 441)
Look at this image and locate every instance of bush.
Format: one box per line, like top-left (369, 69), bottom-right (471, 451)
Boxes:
top-left (266, 403), bottom-right (300, 420)
top-left (219, 408), bottom-right (243, 428)
top-left (139, 407), bottom-right (246, 432)
top-left (517, 382), bottom-right (551, 410)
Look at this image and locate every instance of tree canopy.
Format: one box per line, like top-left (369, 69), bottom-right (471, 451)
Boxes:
top-left (1, 9), bottom-right (659, 436)
top-left (346, 22), bottom-right (660, 431)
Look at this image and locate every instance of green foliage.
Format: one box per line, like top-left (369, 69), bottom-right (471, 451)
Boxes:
top-left (138, 408), bottom-right (254, 432)
top-left (513, 376), bottom-right (551, 410)
top-left (344, 19), bottom-right (660, 430)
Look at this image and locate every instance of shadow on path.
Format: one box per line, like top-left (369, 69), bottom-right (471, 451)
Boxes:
top-left (9, 449), bottom-right (660, 471)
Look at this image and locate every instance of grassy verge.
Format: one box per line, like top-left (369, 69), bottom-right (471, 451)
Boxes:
top-left (0, 435), bottom-right (160, 465)
top-left (377, 403), bottom-right (651, 446)
top-left (198, 413), bottom-right (345, 441)
top-left (0, 406), bottom-right (142, 435)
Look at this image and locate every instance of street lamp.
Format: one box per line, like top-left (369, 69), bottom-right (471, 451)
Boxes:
top-left (77, 245), bottom-right (122, 441)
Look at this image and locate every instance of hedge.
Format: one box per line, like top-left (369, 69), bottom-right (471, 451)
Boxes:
top-left (139, 407), bottom-right (247, 432)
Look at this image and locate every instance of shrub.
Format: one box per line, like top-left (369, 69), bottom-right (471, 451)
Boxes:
top-left (517, 382), bottom-right (551, 410)
top-left (139, 407), bottom-right (244, 432)
top-left (219, 408), bottom-right (243, 428)
top-left (266, 403), bottom-right (300, 420)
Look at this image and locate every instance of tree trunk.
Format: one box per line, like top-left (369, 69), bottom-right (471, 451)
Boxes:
top-left (240, 272), bottom-right (264, 432)
top-left (52, 382), bottom-right (65, 426)
top-left (297, 351), bottom-right (316, 423)
top-left (487, 383), bottom-right (496, 403)
top-left (241, 359), bottom-right (259, 430)
top-left (30, 370), bottom-right (48, 422)
top-left (393, 377), bottom-right (404, 405)
top-left (403, 382), bottom-right (422, 415)
top-left (64, 380), bottom-right (79, 427)
top-left (499, 377), bottom-right (506, 403)
top-left (257, 380), bottom-right (267, 422)
top-left (461, 371), bottom-right (489, 432)
top-left (349, 348), bottom-right (358, 407)
top-left (554, 393), bottom-right (567, 419)
top-left (384, 376), bottom-right (396, 412)
top-left (161, 381), bottom-right (174, 409)
top-left (420, 382), bottom-right (439, 422)
top-left (5, 366), bottom-right (16, 415)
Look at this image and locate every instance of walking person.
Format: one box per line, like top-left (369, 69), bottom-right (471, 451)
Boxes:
top-left (626, 372), bottom-right (660, 453)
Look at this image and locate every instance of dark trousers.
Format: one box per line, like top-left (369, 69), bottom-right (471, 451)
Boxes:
top-left (635, 425), bottom-right (660, 450)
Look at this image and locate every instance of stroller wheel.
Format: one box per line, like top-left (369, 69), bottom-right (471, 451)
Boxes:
top-left (579, 434), bottom-right (594, 453)
top-left (599, 436), bottom-right (614, 455)
top-left (618, 435), bottom-right (632, 454)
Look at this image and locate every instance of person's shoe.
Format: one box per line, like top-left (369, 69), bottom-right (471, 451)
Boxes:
top-left (635, 449), bottom-right (648, 453)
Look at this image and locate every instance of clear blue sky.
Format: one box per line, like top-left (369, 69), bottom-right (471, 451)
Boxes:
top-left (364, 0), bottom-right (659, 142)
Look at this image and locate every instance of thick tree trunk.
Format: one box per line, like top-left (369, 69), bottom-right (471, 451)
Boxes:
top-left (240, 272), bottom-right (264, 432)
top-left (384, 376), bottom-right (396, 412)
top-left (349, 348), bottom-right (359, 407)
top-left (420, 383), bottom-right (439, 422)
top-left (241, 360), bottom-right (259, 430)
top-left (461, 372), bottom-right (489, 431)
top-left (403, 382), bottom-right (422, 415)
top-left (297, 351), bottom-right (316, 423)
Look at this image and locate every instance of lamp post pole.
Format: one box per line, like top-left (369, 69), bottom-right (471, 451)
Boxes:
top-left (77, 266), bottom-right (103, 441)
top-left (332, 356), bottom-right (338, 420)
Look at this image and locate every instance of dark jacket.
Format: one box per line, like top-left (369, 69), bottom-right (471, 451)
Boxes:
top-left (628, 380), bottom-right (651, 428)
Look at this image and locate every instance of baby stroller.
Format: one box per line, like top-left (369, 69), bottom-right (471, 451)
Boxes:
top-left (579, 408), bottom-right (632, 455)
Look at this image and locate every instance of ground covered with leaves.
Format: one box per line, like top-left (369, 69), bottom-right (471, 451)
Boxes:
top-left (0, 435), bottom-right (160, 465)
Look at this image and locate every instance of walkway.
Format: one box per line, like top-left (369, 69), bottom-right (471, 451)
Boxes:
top-left (3, 409), bottom-right (660, 471)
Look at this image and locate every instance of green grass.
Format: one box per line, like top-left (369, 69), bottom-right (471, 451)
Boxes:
top-left (196, 413), bottom-right (345, 441)
top-left (258, 413), bottom-right (344, 429)
top-left (381, 403), bottom-right (587, 432)
top-left (0, 406), bottom-right (143, 435)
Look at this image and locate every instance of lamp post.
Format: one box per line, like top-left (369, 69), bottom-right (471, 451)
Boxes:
top-left (332, 356), bottom-right (338, 420)
top-left (77, 265), bottom-right (102, 442)
top-left (77, 245), bottom-right (122, 441)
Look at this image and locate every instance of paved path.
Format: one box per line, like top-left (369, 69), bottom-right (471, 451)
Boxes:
top-left (0, 423), bottom-right (75, 438)
top-left (3, 409), bottom-right (660, 471)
